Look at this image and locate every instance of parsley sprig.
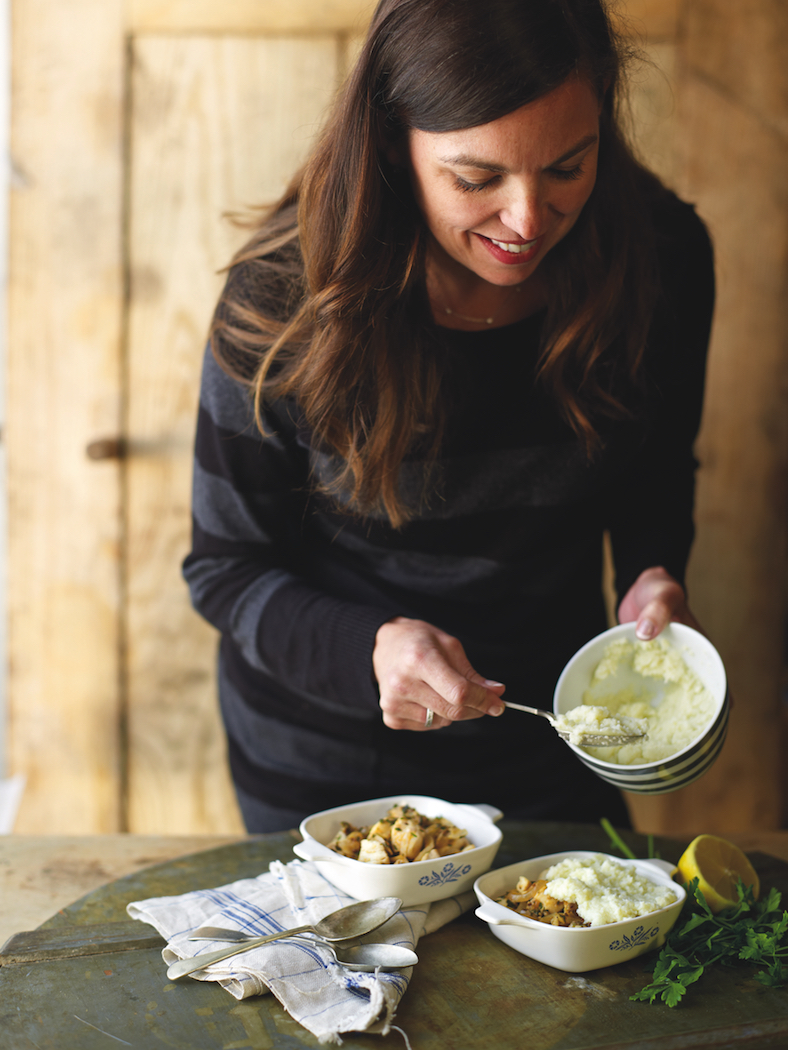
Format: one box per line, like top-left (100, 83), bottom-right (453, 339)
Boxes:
top-left (600, 817), bottom-right (657, 861)
top-left (632, 877), bottom-right (788, 1007)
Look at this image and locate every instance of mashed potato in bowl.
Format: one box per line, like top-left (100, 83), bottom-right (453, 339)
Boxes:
top-left (576, 636), bottom-right (716, 764)
top-left (541, 853), bottom-right (677, 924)
top-left (553, 623), bottom-right (728, 794)
top-left (475, 849), bottom-right (686, 972)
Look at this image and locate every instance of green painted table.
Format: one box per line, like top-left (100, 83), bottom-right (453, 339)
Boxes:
top-left (2, 822), bottom-right (788, 1049)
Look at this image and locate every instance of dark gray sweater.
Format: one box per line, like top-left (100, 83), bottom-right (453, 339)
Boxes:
top-left (183, 194), bottom-right (714, 822)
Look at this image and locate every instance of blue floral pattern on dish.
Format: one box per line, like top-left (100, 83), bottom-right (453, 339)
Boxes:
top-left (418, 862), bottom-right (472, 888)
top-left (608, 925), bottom-right (660, 952)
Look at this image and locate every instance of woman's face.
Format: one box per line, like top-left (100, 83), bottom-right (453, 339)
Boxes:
top-left (404, 76), bottom-right (601, 289)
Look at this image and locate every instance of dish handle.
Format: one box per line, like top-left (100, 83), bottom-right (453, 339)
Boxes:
top-left (292, 839), bottom-right (344, 864)
top-left (474, 904), bottom-right (528, 928)
top-left (638, 858), bottom-right (680, 880)
top-left (455, 803), bottom-right (504, 824)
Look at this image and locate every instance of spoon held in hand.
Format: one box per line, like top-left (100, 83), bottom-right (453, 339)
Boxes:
top-left (503, 701), bottom-right (647, 747)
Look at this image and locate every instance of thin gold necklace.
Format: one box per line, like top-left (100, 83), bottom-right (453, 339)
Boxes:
top-left (435, 282), bottom-right (522, 326)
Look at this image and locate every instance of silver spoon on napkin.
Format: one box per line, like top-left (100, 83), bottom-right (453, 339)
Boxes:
top-left (296, 938), bottom-right (417, 971)
top-left (187, 928), bottom-right (416, 972)
top-left (167, 896), bottom-right (403, 980)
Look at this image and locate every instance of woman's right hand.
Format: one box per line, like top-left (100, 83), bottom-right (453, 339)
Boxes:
top-left (372, 616), bottom-right (506, 731)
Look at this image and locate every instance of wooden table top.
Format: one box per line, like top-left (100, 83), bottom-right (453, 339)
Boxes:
top-left (2, 824), bottom-right (788, 1049)
top-left (4, 827), bottom-right (788, 948)
top-left (0, 833), bottom-right (244, 947)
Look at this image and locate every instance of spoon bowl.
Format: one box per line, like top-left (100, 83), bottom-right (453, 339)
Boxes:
top-left (503, 701), bottom-right (647, 747)
top-left (167, 897), bottom-right (402, 980)
top-left (292, 936), bottom-right (417, 971)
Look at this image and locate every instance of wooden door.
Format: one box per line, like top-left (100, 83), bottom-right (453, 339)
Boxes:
top-left (8, 0), bottom-right (373, 834)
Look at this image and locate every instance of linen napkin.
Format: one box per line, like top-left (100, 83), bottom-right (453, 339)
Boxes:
top-left (127, 858), bottom-right (475, 1045)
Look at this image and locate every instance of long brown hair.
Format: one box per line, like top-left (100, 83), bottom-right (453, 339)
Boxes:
top-left (211, 0), bottom-right (662, 527)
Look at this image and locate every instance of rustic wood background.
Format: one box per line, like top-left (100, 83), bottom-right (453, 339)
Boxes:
top-left (7, 0), bottom-right (788, 836)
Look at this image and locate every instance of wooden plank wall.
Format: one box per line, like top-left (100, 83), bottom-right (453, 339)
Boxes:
top-left (8, 0), bottom-right (370, 835)
top-left (6, 0), bottom-right (787, 836)
top-left (125, 34), bottom-right (344, 833)
top-left (626, 0), bottom-right (788, 835)
top-left (7, 0), bottom-right (125, 832)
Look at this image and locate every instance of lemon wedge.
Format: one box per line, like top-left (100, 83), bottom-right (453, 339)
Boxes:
top-left (677, 834), bottom-right (760, 913)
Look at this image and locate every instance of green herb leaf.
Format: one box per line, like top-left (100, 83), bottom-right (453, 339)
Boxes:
top-left (631, 875), bottom-right (788, 1007)
top-left (600, 817), bottom-right (636, 860)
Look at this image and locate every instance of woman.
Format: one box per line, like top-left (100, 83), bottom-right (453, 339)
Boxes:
top-left (184, 0), bottom-right (714, 832)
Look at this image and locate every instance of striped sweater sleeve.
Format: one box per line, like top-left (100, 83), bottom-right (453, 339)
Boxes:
top-left (182, 347), bottom-right (392, 713)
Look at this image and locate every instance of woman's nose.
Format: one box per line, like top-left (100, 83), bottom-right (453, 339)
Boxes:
top-left (498, 182), bottom-right (546, 239)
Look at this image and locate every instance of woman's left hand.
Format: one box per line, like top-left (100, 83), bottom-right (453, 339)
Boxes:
top-left (617, 566), bottom-right (702, 639)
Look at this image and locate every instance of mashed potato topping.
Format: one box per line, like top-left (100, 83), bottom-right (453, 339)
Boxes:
top-left (539, 853), bottom-right (678, 926)
top-left (576, 636), bottom-right (716, 764)
top-left (553, 705), bottom-right (648, 745)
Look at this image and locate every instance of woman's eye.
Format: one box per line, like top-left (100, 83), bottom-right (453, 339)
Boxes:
top-left (454, 175), bottom-right (496, 193)
top-left (550, 164), bottom-right (585, 182)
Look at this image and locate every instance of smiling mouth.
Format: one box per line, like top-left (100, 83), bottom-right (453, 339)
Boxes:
top-left (486, 236), bottom-right (539, 254)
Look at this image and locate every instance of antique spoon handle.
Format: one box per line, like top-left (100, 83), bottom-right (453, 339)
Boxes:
top-left (167, 924), bottom-right (313, 979)
top-left (502, 701), bottom-right (555, 720)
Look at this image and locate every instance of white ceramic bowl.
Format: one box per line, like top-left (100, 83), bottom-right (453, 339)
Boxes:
top-left (474, 850), bottom-right (685, 972)
top-left (553, 622), bottom-right (728, 794)
top-left (293, 794), bottom-right (503, 907)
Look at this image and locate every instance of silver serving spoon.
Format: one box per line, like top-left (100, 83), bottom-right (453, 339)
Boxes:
top-left (186, 928), bottom-right (417, 972)
top-left (188, 925), bottom-right (277, 942)
top-left (502, 701), bottom-right (647, 747)
top-left (295, 938), bottom-right (417, 971)
top-left (167, 896), bottom-right (402, 980)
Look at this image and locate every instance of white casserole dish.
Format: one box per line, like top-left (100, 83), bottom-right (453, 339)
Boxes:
top-left (293, 794), bottom-right (503, 907)
top-left (474, 850), bottom-right (685, 973)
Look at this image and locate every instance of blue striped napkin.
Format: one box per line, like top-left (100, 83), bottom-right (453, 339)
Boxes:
top-left (127, 858), bottom-right (474, 1044)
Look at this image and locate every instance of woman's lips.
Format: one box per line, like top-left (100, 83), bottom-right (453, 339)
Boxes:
top-left (476, 233), bottom-right (542, 265)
